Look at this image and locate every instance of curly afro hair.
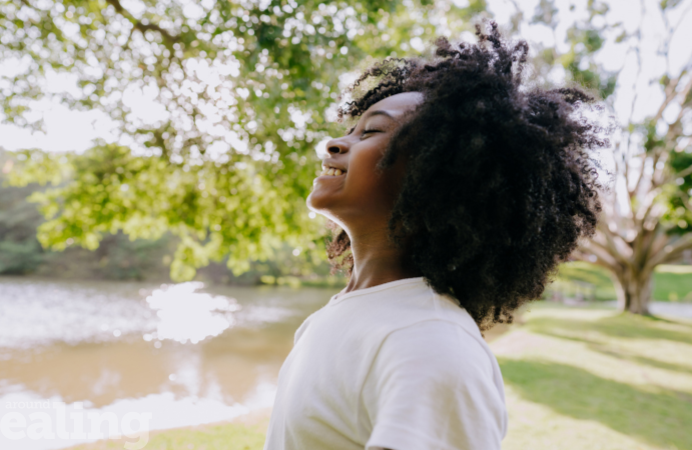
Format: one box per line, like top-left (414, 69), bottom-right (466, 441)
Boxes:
top-left (325, 21), bottom-right (606, 331)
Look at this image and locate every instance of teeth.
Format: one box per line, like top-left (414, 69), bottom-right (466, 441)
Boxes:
top-left (320, 167), bottom-right (346, 176)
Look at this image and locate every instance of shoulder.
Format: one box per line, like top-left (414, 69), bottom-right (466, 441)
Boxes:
top-left (374, 319), bottom-right (495, 381)
top-left (293, 307), bottom-right (328, 345)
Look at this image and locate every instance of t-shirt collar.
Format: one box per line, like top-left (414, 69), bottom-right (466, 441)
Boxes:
top-left (329, 276), bottom-right (427, 305)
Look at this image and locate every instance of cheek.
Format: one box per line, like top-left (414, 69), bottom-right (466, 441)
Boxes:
top-left (348, 154), bottom-right (402, 203)
top-left (350, 141), bottom-right (388, 176)
top-left (348, 152), bottom-right (385, 190)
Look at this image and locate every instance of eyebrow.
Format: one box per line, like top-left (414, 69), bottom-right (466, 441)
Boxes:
top-left (347, 110), bottom-right (395, 135)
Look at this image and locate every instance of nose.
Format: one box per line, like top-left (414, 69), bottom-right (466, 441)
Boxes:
top-left (325, 136), bottom-right (348, 155)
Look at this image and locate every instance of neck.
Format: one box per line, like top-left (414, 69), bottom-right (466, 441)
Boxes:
top-left (341, 224), bottom-right (422, 294)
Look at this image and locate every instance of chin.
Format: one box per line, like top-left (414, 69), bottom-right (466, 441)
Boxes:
top-left (305, 197), bottom-right (338, 223)
top-left (306, 192), bottom-right (330, 214)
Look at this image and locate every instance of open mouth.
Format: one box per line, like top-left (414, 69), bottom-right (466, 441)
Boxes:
top-left (319, 167), bottom-right (346, 177)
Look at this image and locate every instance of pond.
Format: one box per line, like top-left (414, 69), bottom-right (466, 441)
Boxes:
top-left (0, 276), bottom-right (340, 450)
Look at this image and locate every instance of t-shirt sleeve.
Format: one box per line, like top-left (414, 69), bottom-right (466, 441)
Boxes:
top-left (362, 320), bottom-right (507, 450)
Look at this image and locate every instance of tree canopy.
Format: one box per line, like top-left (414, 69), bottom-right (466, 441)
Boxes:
top-left (3, 0), bottom-right (691, 304)
top-left (2, 0), bottom-right (483, 280)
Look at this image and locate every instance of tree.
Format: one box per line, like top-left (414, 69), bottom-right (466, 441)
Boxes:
top-left (1, 0), bottom-right (485, 280)
top-left (0, 149), bottom-right (179, 279)
top-left (0, 152), bottom-right (46, 274)
top-left (526, 0), bottom-right (692, 314)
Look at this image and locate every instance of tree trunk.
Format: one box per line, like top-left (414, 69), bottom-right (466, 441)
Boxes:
top-left (614, 267), bottom-right (653, 315)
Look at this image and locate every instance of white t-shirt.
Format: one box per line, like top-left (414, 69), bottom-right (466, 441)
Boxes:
top-left (264, 276), bottom-right (507, 450)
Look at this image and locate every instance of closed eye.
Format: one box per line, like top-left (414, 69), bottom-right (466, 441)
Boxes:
top-left (362, 129), bottom-right (380, 135)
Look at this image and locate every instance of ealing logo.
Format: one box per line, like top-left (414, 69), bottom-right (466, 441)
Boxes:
top-left (1, 402), bottom-right (151, 450)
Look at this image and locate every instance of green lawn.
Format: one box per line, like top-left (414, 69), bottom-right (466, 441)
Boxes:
top-left (549, 262), bottom-right (692, 302)
top-left (653, 265), bottom-right (692, 301)
top-left (70, 303), bottom-right (692, 450)
top-left (494, 303), bottom-right (692, 450)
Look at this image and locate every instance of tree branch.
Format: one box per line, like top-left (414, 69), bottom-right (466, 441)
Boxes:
top-left (591, 221), bottom-right (632, 266)
top-left (646, 234), bottom-right (692, 268)
top-left (635, 186), bottom-right (664, 227)
top-left (625, 21), bottom-right (645, 199)
top-left (104, 0), bottom-right (180, 45)
top-left (574, 244), bottom-right (621, 273)
top-left (638, 69), bottom-right (691, 195)
top-left (652, 74), bottom-right (681, 123)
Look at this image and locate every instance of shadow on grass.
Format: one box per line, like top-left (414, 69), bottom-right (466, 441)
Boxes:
top-left (526, 313), bottom-right (692, 345)
top-left (514, 326), bottom-right (692, 376)
top-left (591, 343), bottom-right (692, 374)
top-left (499, 358), bottom-right (692, 450)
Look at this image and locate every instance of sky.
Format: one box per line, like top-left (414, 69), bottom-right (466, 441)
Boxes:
top-left (0, 0), bottom-right (690, 154)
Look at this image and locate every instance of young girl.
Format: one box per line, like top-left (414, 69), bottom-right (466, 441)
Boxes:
top-left (264, 22), bottom-right (604, 450)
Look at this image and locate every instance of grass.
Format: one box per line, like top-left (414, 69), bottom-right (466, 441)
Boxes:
top-left (494, 303), bottom-right (692, 450)
top-left (653, 265), bottom-right (692, 302)
top-left (69, 303), bottom-right (692, 450)
top-left (67, 420), bottom-right (268, 450)
top-left (549, 262), bottom-right (692, 302)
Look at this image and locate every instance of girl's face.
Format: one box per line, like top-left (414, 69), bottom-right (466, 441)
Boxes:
top-left (306, 92), bottom-right (423, 228)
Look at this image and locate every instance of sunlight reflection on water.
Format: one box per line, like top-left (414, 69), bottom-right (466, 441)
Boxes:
top-left (146, 282), bottom-right (241, 344)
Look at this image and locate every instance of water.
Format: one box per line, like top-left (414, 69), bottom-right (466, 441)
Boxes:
top-left (0, 276), bottom-right (340, 449)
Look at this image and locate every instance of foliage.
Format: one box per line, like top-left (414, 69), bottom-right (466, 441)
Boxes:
top-left (1, 0), bottom-right (480, 280)
top-left (0, 154), bottom-right (176, 280)
top-left (665, 149), bottom-right (692, 233)
top-left (0, 148), bottom-right (343, 282)
top-left (0, 168), bottom-right (46, 274)
top-left (8, 142), bottom-right (327, 280)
